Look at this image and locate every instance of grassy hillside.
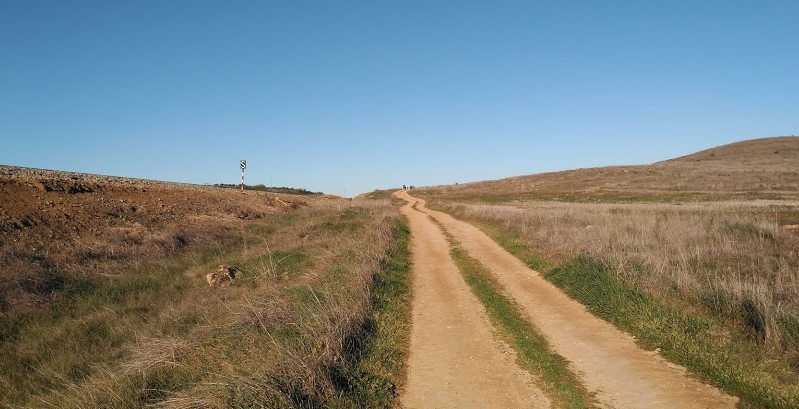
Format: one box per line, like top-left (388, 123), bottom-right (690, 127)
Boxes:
top-left (0, 168), bottom-right (411, 408)
top-left (663, 136), bottom-right (799, 165)
top-left (419, 136), bottom-right (799, 203)
top-left (414, 137), bottom-right (799, 408)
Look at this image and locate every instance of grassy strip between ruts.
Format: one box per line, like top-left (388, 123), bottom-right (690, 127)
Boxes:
top-left (427, 216), bottom-right (596, 409)
top-left (458, 215), bottom-right (799, 409)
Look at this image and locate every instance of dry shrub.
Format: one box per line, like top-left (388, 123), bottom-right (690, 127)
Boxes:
top-left (81, 219), bottom-right (233, 263)
top-left (147, 396), bottom-right (210, 409)
top-left (222, 201), bottom-right (269, 220)
top-left (0, 246), bottom-right (65, 316)
top-left (235, 296), bottom-right (294, 330)
top-left (121, 336), bottom-right (191, 374)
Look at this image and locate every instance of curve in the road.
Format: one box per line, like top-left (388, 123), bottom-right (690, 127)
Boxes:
top-left (398, 192), bottom-right (550, 409)
top-left (400, 191), bottom-right (738, 409)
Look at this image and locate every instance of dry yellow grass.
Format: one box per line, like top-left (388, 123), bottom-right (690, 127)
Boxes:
top-left (422, 136), bottom-right (799, 201)
top-left (442, 200), bottom-right (799, 346)
top-left (1, 197), bottom-right (408, 408)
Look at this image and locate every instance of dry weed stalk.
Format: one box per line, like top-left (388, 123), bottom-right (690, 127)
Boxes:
top-left (147, 396), bottom-right (211, 409)
top-left (121, 336), bottom-right (191, 374)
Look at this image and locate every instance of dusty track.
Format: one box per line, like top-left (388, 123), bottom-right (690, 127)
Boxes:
top-left (398, 193), bottom-right (549, 408)
top-left (397, 191), bottom-right (739, 409)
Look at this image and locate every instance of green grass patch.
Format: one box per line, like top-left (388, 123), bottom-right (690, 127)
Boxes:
top-left (327, 221), bottom-right (412, 408)
top-left (723, 221), bottom-right (760, 237)
top-left (213, 183), bottom-right (322, 196)
top-left (436, 190), bottom-right (709, 204)
top-left (468, 219), bottom-right (555, 271)
top-left (0, 258), bottom-right (195, 405)
top-left (546, 257), bottom-right (799, 409)
top-left (320, 209), bottom-right (368, 233)
top-left (774, 208), bottom-right (799, 226)
top-left (360, 189), bottom-right (399, 201)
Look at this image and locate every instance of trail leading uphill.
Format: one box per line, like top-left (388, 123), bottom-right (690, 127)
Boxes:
top-left (398, 191), bottom-right (549, 408)
top-left (397, 190), bottom-right (738, 409)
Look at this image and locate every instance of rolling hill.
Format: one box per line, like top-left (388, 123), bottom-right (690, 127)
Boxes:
top-left (418, 136), bottom-right (799, 202)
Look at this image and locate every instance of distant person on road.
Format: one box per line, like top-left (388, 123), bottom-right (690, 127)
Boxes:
top-left (403, 184), bottom-right (407, 190)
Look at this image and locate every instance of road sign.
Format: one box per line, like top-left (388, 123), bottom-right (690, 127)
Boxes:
top-left (240, 160), bottom-right (246, 192)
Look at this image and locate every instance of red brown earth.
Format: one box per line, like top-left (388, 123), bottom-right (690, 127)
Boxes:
top-left (0, 165), bottom-right (316, 316)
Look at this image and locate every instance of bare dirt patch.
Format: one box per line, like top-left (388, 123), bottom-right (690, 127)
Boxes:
top-left (0, 165), bottom-right (316, 316)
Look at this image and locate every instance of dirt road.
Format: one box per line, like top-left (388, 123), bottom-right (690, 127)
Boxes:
top-left (397, 191), bottom-right (738, 409)
top-left (398, 192), bottom-right (550, 408)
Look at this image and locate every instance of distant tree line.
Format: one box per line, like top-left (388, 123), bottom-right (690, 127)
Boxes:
top-left (213, 183), bottom-right (321, 196)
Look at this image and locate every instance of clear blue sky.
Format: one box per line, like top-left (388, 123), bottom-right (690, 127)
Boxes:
top-left (2, 1), bottom-right (797, 196)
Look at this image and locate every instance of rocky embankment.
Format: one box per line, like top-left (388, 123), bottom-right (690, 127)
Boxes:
top-left (0, 165), bottom-right (219, 191)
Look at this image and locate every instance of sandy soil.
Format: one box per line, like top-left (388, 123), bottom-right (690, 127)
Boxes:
top-left (398, 191), bottom-right (739, 409)
top-left (398, 192), bottom-right (550, 409)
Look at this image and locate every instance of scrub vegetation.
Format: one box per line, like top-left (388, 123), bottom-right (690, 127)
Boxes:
top-left (422, 196), bottom-right (799, 408)
top-left (1, 196), bottom-right (411, 408)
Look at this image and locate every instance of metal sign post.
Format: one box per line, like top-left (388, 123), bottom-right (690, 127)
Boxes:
top-left (240, 160), bottom-right (247, 192)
